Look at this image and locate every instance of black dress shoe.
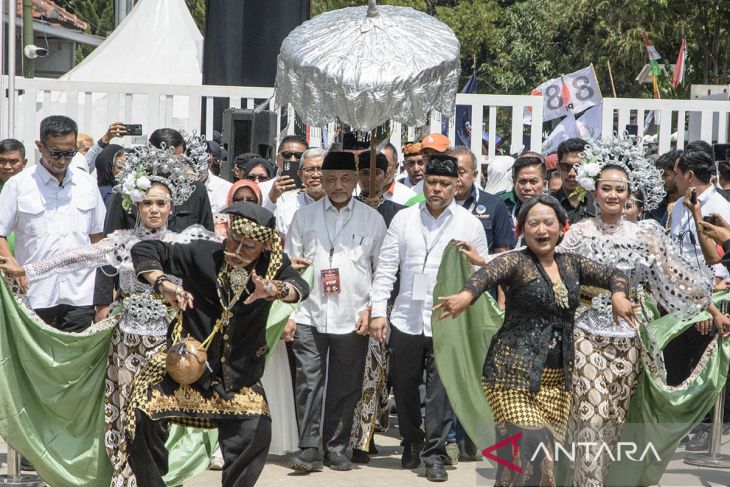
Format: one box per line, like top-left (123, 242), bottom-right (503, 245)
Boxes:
top-left (401, 442), bottom-right (422, 469)
top-left (324, 451), bottom-right (352, 471)
top-left (289, 447), bottom-right (323, 472)
top-left (351, 448), bottom-right (370, 464)
top-left (686, 428), bottom-right (711, 451)
top-left (426, 463), bottom-right (448, 482)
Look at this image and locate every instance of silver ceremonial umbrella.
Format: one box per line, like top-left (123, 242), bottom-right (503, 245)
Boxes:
top-left (276, 0), bottom-right (461, 132)
top-left (275, 0), bottom-right (461, 190)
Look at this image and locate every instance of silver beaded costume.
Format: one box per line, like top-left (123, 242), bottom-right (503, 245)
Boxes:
top-left (558, 217), bottom-right (713, 486)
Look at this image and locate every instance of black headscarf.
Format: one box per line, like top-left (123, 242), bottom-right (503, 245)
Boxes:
top-left (95, 144), bottom-right (123, 187)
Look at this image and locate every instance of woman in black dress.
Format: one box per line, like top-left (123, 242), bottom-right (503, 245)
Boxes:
top-left (434, 194), bottom-right (635, 486)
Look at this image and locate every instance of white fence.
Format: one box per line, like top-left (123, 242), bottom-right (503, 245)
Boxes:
top-left (2, 76), bottom-right (729, 164)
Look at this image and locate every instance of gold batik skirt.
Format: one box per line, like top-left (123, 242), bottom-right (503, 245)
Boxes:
top-left (482, 368), bottom-right (572, 487)
top-left (125, 347), bottom-right (270, 441)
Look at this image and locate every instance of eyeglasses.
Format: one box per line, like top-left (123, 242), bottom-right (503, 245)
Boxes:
top-left (301, 166), bottom-right (323, 175)
top-left (46, 149), bottom-right (78, 160)
top-left (244, 175), bottom-right (270, 182)
top-left (279, 151), bottom-right (303, 160)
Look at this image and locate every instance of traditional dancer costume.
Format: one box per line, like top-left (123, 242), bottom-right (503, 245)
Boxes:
top-left (560, 135), bottom-right (715, 486)
top-left (462, 249), bottom-right (627, 486)
top-left (126, 203), bottom-right (309, 487)
top-left (15, 144), bottom-right (216, 486)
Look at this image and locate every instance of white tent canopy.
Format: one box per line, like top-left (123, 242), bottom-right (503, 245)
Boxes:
top-left (20, 0), bottom-right (205, 161)
top-left (61, 0), bottom-right (203, 85)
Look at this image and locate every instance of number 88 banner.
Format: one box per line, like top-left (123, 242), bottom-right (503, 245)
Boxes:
top-left (527, 65), bottom-right (603, 123)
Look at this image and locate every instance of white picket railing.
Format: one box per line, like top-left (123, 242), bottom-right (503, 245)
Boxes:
top-left (1, 76), bottom-right (728, 164)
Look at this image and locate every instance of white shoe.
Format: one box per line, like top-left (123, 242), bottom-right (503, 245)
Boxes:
top-left (209, 448), bottom-right (224, 470)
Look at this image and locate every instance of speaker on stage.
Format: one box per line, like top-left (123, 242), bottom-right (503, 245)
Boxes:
top-left (221, 109), bottom-right (278, 179)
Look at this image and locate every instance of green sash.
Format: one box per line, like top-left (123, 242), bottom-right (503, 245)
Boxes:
top-left (0, 267), bottom-right (311, 486)
top-left (432, 243), bottom-right (730, 485)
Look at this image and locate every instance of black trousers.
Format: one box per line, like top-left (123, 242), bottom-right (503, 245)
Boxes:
top-left (33, 304), bottom-right (95, 332)
top-left (129, 411), bottom-right (271, 487)
top-left (388, 325), bottom-right (452, 466)
top-left (292, 325), bottom-right (368, 453)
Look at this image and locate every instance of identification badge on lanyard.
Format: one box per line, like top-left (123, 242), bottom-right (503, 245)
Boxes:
top-left (321, 268), bottom-right (341, 296)
top-left (411, 273), bottom-right (428, 301)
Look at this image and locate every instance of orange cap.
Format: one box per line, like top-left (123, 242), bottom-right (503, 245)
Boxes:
top-left (420, 133), bottom-right (450, 152)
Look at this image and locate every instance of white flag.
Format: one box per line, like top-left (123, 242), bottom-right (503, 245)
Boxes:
top-left (525, 65), bottom-right (604, 123)
top-left (542, 114), bottom-right (579, 154)
top-left (576, 104), bottom-right (603, 141)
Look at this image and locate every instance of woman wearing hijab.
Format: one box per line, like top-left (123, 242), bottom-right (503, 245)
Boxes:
top-left (213, 180), bottom-right (263, 239)
top-left (95, 144), bottom-right (124, 207)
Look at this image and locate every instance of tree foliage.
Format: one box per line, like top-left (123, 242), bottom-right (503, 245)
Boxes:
top-left (62, 0), bottom-right (730, 98)
top-left (313, 0), bottom-right (730, 98)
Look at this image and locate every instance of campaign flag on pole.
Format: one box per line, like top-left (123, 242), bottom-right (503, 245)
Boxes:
top-left (542, 114), bottom-right (579, 154)
top-left (673, 38), bottom-right (687, 88)
top-left (525, 65), bottom-right (603, 123)
top-left (576, 104), bottom-right (603, 141)
top-left (642, 31), bottom-right (662, 77)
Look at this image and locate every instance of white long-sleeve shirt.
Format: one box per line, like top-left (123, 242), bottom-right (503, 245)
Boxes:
top-left (275, 190), bottom-right (319, 238)
top-left (371, 200), bottom-right (489, 337)
top-left (669, 185), bottom-right (730, 279)
top-left (285, 196), bottom-right (386, 334)
top-left (204, 171), bottom-right (233, 213)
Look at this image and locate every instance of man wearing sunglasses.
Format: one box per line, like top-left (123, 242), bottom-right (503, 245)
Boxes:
top-left (0, 115), bottom-right (106, 332)
top-left (553, 138), bottom-right (595, 223)
top-left (260, 135), bottom-right (309, 211)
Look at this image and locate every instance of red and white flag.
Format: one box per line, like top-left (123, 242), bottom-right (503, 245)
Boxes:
top-left (673, 38), bottom-right (687, 88)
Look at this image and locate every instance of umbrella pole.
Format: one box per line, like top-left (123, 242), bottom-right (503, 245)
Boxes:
top-left (370, 129), bottom-right (377, 198)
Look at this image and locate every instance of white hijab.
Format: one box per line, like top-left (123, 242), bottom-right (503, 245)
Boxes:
top-left (482, 156), bottom-right (515, 195)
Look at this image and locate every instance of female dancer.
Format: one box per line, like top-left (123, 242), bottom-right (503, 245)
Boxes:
top-left (434, 194), bottom-right (635, 486)
top-left (561, 136), bottom-right (729, 486)
top-left (0, 144), bottom-right (214, 486)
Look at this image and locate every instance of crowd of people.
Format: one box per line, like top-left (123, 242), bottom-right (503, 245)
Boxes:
top-left (0, 114), bottom-right (729, 487)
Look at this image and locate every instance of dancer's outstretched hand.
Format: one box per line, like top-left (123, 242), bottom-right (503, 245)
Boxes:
top-left (0, 256), bottom-right (28, 293)
top-left (159, 280), bottom-right (194, 311)
top-left (611, 292), bottom-right (638, 329)
top-left (433, 290), bottom-right (474, 320)
top-left (244, 270), bottom-right (278, 304)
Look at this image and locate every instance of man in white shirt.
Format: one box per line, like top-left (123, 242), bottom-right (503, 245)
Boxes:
top-left (259, 135), bottom-right (309, 211)
top-left (0, 115), bottom-right (106, 331)
top-left (275, 147), bottom-right (326, 238)
top-left (285, 151), bottom-right (386, 473)
top-left (670, 149), bottom-right (730, 281)
top-left (202, 140), bottom-right (233, 212)
top-left (370, 154), bottom-right (489, 483)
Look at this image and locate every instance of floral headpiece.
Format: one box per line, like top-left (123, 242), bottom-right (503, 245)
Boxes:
top-left (181, 130), bottom-right (210, 178)
top-left (575, 134), bottom-right (665, 212)
top-left (114, 144), bottom-right (197, 211)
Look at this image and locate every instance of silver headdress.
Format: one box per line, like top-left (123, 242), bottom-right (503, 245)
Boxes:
top-left (114, 144), bottom-right (197, 211)
top-left (576, 134), bottom-right (666, 212)
top-left (181, 130), bottom-right (210, 178)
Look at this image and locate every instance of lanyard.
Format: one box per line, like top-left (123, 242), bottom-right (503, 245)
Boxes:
top-left (420, 211), bottom-right (454, 272)
top-left (323, 201), bottom-right (355, 266)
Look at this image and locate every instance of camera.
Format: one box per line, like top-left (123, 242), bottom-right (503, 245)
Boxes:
top-left (23, 45), bottom-right (48, 59)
